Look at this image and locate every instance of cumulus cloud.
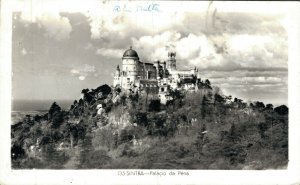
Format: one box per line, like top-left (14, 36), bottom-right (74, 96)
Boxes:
top-left (85, 3), bottom-right (185, 40)
top-left (19, 1), bottom-right (286, 71)
top-left (17, 3), bottom-right (72, 41)
top-left (13, 1), bottom-right (288, 104)
top-left (70, 64), bottom-right (96, 80)
top-left (131, 31), bottom-right (181, 60)
top-left (96, 48), bottom-right (123, 59)
top-left (38, 13), bottom-right (72, 40)
top-left (78, 76), bottom-right (85, 81)
top-left (175, 34), bottom-right (202, 60)
top-left (200, 68), bottom-right (288, 104)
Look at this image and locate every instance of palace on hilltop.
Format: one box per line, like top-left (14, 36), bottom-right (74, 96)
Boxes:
top-left (113, 46), bottom-right (201, 103)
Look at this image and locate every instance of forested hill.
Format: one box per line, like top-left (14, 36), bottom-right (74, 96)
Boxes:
top-left (11, 81), bottom-right (288, 169)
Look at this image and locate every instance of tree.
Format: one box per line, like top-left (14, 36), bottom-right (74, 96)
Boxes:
top-left (204, 79), bottom-right (212, 89)
top-left (48, 102), bottom-right (61, 118)
top-left (24, 115), bottom-right (34, 125)
top-left (205, 79), bottom-right (211, 86)
top-left (149, 99), bottom-right (161, 112)
top-left (225, 95), bottom-right (232, 102)
top-left (81, 88), bottom-right (89, 94)
top-left (115, 87), bottom-right (121, 94)
top-left (233, 98), bottom-right (246, 109)
top-left (131, 111), bottom-right (148, 126)
top-left (83, 92), bottom-right (94, 104)
top-left (274, 105), bottom-right (288, 115)
top-left (144, 87), bottom-right (150, 110)
top-left (78, 99), bottom-right (84, 106)
top-left (202, 95), bottom-right (211, 118)
top-left (265, 104), bottom-right (274, 110)
top-left (64, 123), bottom-right (77, 148)
top-left (11, 144), bottom-right (25, 161)
top-left (166, 89), bottom-right (184, 109)
top-left (53, 112), bottom-right (64, 128)
top-left (214, 93), bottom-right (226, 120)
top-left (214, 93), bottom-right (225, 105)
top-left (197, 79), bottom-right (204, 89)
top-left (95, 84), bottom-right (112, 98)
top-left (48, 102), bottom-right (64, 127)
top-left (254, 101), bottom-right (265, 110)
top-left (228, 123), bottom-right (240, 142)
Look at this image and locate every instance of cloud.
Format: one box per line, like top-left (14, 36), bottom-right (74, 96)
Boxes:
top-left (212, 76), bottom-right (286, 86)
top-left (200, 69), bottom-right (288, 104)
top-left (16, 2), bottom-right (287, 70)
top-left (131, 32), bottom-right (218, 65)
top-left (21, 48), bottom-right (27, 55)
top-left (175, 34), bottom-right (202, 60)
top-left (38, 13), bottom-right (72, 40)
top-left (85, 3), bottom-right (186, 40)
top-left (96, 48), bottom-right (123, 59)
top-left (70, 64), bottom-right (96, 80)
top-left (78, 76), bottom-right (85, 81)
top-left (19, 11), bottom-right (72, 41)
top-left (131, 31), bottom-right (181, 60)
top-left (188, 33), bottom-right (287, 71)
top-left (12, 1), bottom-right (288, 105)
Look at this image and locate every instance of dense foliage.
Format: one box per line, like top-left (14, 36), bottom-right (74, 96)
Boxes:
top-left (11, 83), bottom-right (288, 169)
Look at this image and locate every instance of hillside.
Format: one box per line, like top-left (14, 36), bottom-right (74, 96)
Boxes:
top-left (11, 82), bottom-right (288, 169)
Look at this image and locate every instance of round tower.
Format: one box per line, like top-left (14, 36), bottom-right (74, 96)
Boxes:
top-left (167, 51), bottom-right (176, 70)
top-left (121, 46), bottom-right (139, 89)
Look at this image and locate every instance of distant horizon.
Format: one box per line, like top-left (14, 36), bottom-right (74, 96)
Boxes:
top-left (11, 90), bottom-right (288, 112)
top-left (12, 74), bottom-right (288, 107)
top-left (12, 99), bottom-right (73, 111)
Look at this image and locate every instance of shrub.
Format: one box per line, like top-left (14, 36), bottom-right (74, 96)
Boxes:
top-left (148, 99), bottom-right (161, 112)
top-left (274, 105), bottom-right (288, 115)
top-left (79, 149), bottom-right (111, 168)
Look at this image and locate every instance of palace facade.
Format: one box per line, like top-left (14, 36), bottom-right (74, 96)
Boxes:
top-left (113, 46), bottom-right (200, 103)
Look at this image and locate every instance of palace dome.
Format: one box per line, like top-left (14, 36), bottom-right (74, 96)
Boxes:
top-left (123, 46), bottom-right (139, 59)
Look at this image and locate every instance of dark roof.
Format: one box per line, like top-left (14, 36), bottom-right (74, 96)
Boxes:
top-left (123, 47), bottom-right (139, 58)
top-left (144, 62), bottom-right (154, 66)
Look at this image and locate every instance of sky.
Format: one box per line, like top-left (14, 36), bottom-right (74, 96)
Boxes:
top-left (12, 1), bottom-right (288, 106)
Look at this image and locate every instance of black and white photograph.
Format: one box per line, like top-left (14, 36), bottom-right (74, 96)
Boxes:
top-left (1, 0), bottom-right (300, 184)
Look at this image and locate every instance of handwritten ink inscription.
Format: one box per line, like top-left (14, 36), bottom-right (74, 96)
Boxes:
top-left (113, 3), bottom-right (160, 13)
